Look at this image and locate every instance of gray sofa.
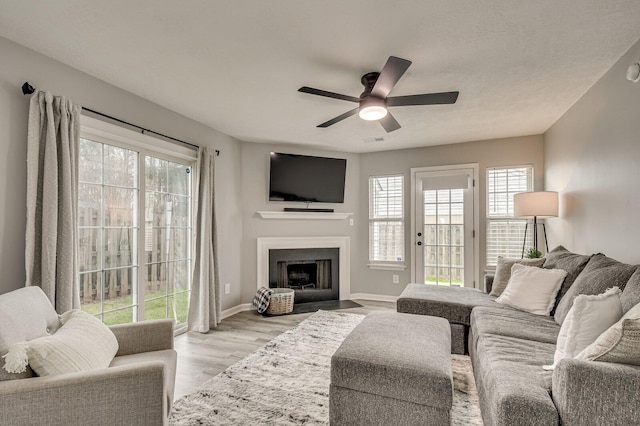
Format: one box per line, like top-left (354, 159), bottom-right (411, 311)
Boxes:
top-left (397, 246), bottom-right (640, 425)
top-left (0, 286), bottom-right (177, 426)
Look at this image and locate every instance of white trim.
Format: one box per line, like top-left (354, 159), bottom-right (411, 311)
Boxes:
top-left (350, 293), bottom-right (398, 303)
top-left (220, 303), bottom-right (253, 320)
top-left (256, 211), bottom-right (352, 220)
top-left (367, 262), bottom-right (407, 271)
top-left (81, 115), bottom-right (197, 162)
top-left (410, 163), bottom-right (480, 289)
top-left (257, 237), bottom-right (350, 300)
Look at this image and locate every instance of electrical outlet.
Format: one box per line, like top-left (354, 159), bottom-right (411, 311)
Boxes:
top-left (224, 283), bottom-right (231, 295)
top-left (392, 274), bottom-right (399, 284)
top-left (349, 218), bottom-right (354, 226)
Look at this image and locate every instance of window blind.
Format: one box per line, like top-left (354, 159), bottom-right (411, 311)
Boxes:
top-left (486, 166), bottom-right (533, 266)
top-left (369, 175), bottom-right (404, 262)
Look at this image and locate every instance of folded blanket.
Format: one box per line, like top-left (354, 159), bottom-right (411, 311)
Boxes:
top-left (252, 287), bottom-right (274, 314)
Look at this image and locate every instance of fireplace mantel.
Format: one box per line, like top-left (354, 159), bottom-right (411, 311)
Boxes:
top-left (257, 237), bottom-right (350, 300)
top-left (256, 211), bottom-right (352, 220)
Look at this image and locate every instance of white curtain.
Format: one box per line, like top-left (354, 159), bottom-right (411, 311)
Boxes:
top-left (188, 147), bottom-right (220, 332)
top-left (25, 91), bottom-right (81, 313)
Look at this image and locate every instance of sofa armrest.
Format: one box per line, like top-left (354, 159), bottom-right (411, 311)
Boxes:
top-left (0, 362), bottom-right (167, 426)
top-left (552, 358), bottom-right (640, 426)
top-left (110, 319), bottom-right (174, 356)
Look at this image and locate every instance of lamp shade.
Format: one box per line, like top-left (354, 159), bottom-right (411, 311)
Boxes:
top-left (514, 191), bottom-right (558, 218)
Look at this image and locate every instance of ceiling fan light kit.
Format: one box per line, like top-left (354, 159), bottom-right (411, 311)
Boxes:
top-left (298, 56), bottom-right (459, 133)
top-left (359, 96), bottom-right (387, 121)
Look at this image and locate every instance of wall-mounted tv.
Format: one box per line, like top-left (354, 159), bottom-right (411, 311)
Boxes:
top-left (269, 152), bottom-right (347, 203)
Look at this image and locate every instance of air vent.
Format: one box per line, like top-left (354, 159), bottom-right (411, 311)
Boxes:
top-left (364, 137), bottom-right (385, 143)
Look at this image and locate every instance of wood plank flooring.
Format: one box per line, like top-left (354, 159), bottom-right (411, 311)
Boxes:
top-left (173, 299), bottom-right (395, 399)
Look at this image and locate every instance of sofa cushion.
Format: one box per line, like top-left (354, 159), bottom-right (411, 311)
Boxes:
top-left (496, 264), bottom-right (566, 315)
top-left (489, 256), bottom-right (546, 297)
top-left (554, 254), bottom-right (637, 325)
top-left (397, 283), bottom-right (496, 326)
top-left (621, 269), bottom-right (640, 314)
top-left (542, 245), bottom-right (591, 314)
top-left (551, 287), bottom-right (623, 368)
top-left (471, 333), bottom-right (557, 426)
top-left (470, 305), bottom-right (560, 346)
top-left (576, 302), bottom-right (640, 366)
top-left (111, 348), bottom-right (177, 409)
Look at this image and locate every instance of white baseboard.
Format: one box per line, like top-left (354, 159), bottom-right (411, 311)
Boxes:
top-left (221, 303), bottom-right (253, 320)
top-left (349, 293), bottom-right (398, 303)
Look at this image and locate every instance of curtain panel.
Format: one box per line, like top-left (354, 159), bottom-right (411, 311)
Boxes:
top-left (25, 91), bottom-right (81, 313)
top-left (188, 147), bottom-right (220, 332)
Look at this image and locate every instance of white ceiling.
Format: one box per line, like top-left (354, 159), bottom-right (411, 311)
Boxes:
top-left (2, 1), bottom-right (640, 153)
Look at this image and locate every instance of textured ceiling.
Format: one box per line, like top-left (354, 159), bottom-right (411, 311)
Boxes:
top-left (1, 1), bottom-right (640, 153)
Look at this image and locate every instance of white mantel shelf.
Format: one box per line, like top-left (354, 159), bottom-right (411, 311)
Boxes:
top-left (256, 211), bottom-right (353, 220)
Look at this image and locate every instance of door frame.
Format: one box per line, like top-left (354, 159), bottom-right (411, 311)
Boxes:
top-left (410, 164), bottom-right (480, 288)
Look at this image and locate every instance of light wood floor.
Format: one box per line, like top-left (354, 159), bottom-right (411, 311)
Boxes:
top-left (173, 299), bottom-right (395, 399)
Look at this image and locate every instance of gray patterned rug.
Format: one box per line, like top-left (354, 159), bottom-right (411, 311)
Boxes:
top-left (170, 310), bottom-right (483, 425)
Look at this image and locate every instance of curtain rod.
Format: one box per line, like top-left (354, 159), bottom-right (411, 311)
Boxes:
top-left (21, 82), bottom-right (219, 156)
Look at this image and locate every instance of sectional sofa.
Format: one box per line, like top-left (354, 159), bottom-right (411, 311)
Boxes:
top-left (397, 246), bottom-right (640, 425)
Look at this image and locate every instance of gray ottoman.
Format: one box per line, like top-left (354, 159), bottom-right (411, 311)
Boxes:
top-left (330, 311), bottom-right (453, 426)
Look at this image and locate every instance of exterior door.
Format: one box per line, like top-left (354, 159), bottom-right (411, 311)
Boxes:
top-left (414, 168), bottom-right (476, 287)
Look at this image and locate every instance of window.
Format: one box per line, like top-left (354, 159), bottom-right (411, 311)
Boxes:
top-left (369, 175), bottom-right (404, 266)
top-left (486, 166), bottom-right (533, 266)
top-left (78, 119), bottom-right (195, 327)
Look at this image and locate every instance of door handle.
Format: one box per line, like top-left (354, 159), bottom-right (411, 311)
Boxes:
top-left (417, 241), bottom-right (422, 246)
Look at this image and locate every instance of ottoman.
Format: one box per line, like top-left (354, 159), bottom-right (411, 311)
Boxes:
top-left (330, 311), bottom-right (452, 426)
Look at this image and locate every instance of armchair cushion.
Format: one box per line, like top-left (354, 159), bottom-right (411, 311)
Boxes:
top-left (4, 310), bottom-right (118, 376)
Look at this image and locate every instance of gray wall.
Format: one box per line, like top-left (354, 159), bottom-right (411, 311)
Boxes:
top-left (544, 38), bottom-right (640, 263)
top-left (239, 142), bottom-right (360, 304)
top-left (355, 135), bottom-right (544, 297)
top-left (0, 37), bottom-right (244, 311)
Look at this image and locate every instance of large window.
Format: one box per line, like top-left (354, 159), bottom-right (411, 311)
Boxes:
top-left (486, 166), bottom-right (533, 266)
top-left (369, 175), bottom-right (404, 265)
top-left (78, 121), bottom-right (195, 326)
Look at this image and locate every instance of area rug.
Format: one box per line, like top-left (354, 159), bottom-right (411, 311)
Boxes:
top-left (170, 310), bottom-right (483, 425)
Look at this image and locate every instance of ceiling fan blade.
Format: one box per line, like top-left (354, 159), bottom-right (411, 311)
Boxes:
top-left (371, 56), bottom-right (412, 98)
top-left (317, 108), bottom-right (359, 128)
top-left (379, 111), bottom-right (401, 133)
top-left (387, 91), bottom-right (459, 107)
top-left (299, 86), bottom-right (360, 103)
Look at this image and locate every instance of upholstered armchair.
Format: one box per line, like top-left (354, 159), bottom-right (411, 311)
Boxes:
top-left (0, 286), bottom-right (176, 426)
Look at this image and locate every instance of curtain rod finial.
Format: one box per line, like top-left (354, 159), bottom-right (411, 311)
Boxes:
top-left (22, 82), bottom-right (36, 95)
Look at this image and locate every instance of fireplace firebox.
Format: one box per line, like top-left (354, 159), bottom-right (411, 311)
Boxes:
top-left (269, 248), bottom-right (339, 303)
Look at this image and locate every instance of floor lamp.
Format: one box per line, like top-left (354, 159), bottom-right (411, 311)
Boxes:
top-left (514, 191), bottom-right (559, 257)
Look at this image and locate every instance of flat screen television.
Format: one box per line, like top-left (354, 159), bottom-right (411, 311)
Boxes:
top-left (269, 152), bottom-right (347, 203)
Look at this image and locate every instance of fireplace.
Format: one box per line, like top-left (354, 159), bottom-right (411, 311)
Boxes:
top-left (257, 236), bottom-right (350, 301)
top-left (269, 248), bottom-right (339, 303)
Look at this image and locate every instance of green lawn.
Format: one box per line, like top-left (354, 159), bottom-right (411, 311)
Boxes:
top-left (82, 290), bottom-right (189, 325)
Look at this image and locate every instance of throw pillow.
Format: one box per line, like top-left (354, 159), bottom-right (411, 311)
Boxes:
top-left (542, 245), bottom-right (591, 315)
top-left (545, 287), bottom-right (622, 370)
top-left (2, 310), bottom-right (119, 376)
top-left (489, 256), bottom-right (546, 297)
top-left (621, 269), bottom-right (640, 314)
top-left (554, 253), bottom-right (637, 325)
top-left (496, 263), bottom-right (567, 315)
top-left (576, 301), bottom-right (640, 365)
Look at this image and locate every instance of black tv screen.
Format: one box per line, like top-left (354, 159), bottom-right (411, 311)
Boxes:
top-left (269, 153), bottom-right (347, 203)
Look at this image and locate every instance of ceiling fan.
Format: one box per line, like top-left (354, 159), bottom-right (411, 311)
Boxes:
top-left (298, 56), bottom-right (459, 133)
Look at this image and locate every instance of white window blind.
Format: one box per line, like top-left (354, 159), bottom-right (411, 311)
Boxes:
top-left (486, 166), bottom-right (533, 266)
top-left (369, 175), bottom-right (404, 263)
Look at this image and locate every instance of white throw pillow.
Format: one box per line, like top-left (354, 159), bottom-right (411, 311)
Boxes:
top-left (2, 310), bottom-right (119, 376)
top-left (575, 300), bottom-right (640, 365)
top-left (496, 263), bottom-right (567, 315)
top-left (544, 287), bottom-right (622, 370)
